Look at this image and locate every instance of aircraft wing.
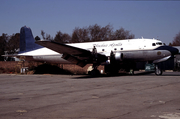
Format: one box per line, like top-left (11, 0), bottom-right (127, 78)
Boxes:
top-left (36, 41), bottom-right (91, 56)
top-left (36, 41), bottom-right (108, 67)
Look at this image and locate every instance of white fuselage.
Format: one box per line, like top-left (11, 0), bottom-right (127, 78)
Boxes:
top-left (18, 38), bottom-right (165, 64)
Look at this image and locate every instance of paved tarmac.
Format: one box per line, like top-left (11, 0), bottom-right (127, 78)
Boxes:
top-left (0, 72), bottom-right (180, 119)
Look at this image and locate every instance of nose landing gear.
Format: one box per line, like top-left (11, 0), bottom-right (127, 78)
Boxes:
top-left (155, 64), bottom-right (162, 75)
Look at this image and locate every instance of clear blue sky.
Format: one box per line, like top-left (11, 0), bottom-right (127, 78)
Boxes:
top-left (0, 0), bottom-right (180, 44)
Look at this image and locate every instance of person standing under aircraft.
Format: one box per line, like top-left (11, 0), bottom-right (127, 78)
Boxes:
top-left (92, 46), bottom-right (97, 61)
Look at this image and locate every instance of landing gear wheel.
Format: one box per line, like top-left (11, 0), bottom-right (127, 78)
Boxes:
top-left (90, 69), bottom-right (100, 76)
top-left (88, 63), bottom-right (100, 76)
top-left (155, 65), bottom-right (162, 75)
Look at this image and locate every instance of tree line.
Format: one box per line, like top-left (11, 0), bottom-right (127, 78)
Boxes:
top-left (169, 32), bottom-right (180, 46)
top-left (40, 24), bottom-right (135, 43)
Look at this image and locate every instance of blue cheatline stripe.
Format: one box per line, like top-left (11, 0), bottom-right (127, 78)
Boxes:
top-left (154, 46), bottom-right (179, 55)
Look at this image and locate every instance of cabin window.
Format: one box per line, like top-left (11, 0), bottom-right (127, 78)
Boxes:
top-left (156, 42), bottom-right (162, 45)
top-left (114, 48), bottom-right (117, 50)
top-left (121, 48), bottom-right (123, 50)
top-left (102, 49), bottom-right (105, 51)
top-left (152, 43), bottom-right (156, 46)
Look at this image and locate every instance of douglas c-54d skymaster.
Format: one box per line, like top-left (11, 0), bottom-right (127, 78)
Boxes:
top-left (4, 26), bottom-right (179, 75)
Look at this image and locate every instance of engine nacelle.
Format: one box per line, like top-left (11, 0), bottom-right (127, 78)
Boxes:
top-left (114, 52), bottom-right (123, 61)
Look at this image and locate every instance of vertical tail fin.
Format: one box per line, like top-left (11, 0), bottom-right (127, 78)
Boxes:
top-left (19, 26), bottom-right (42, 53)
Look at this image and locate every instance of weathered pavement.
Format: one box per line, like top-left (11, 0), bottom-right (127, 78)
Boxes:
top-left (0, 73), bottom-right (180, 119)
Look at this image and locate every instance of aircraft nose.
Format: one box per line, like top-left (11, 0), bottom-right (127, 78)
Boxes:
top-left (156, 46), bottom-right (179, 55)
top-left (166, 46), bottom-right (179, 55)
top-left (172, 47), bottom-right (179, 55)
top-left (168, 46), bottom-right (179, 55)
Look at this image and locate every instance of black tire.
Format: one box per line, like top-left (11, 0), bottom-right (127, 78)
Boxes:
top-left (90, 69), bottom-right (100, 76)
top-left (155, 65), bottom-right (162, 75)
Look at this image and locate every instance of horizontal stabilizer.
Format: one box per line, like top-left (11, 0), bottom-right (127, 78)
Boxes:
top-left (2, 54), bottom-right (34, 61)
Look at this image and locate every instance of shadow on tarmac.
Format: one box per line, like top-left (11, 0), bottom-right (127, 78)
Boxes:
top-left (31, 64), bottom-right (180, 78)
top-left (33, 64), bottom-right (72, 75)
top-left (73, 71), bottom-right (155, 79)
top-left (73, 71), bottom-right (180, 79)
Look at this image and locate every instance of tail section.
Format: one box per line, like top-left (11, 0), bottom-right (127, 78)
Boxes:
top-left (19, 26), bottom-right (42, 53)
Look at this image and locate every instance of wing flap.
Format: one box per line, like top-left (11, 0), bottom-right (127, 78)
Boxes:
top-left (62, 54), bottom-right (86, 67)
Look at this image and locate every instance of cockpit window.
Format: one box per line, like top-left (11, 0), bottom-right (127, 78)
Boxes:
top-left (156, 42), bottom-right (162, 45)
top-left (152, 43), bottom-right (156, 46)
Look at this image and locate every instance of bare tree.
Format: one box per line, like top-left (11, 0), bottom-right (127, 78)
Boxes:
top-left (41, 30), bottom-right (45, 40)
top-left (54, 31), bottom-right (71, 43)
top-left (71, 27), bottom-right (90, 43)
top-left (172, 32), bottom-right (180, 46)
top-left (89, 24), bottom-right (101, 41)
top-left (112, 27), bottom-right (135, 40)
top-left (0, 33), bottom-right (8, 60)
top-left (41, 30), bottom-right (53, 41)
top-left (62, 33), bottom-right (71, 43)
top-left (71, 24), bottom-right (134, 43)
top-left (99, 24), bottom-right (113, 41)
top-left (54, 31), bottom-right (63, 43)
top-left (71, 30), bottom-right (79, 43)
top-left (6, 33), bottom-right (20, 54)
top-left (46, 34), bottom-right (53, 41)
